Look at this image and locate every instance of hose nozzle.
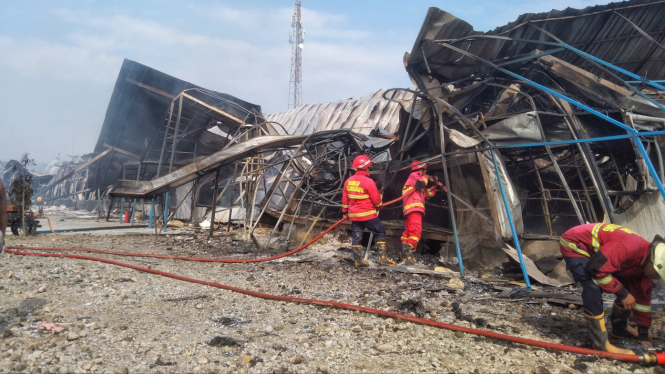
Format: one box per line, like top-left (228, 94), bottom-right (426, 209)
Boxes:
top-left (640, 351), bottom-right (665, 365)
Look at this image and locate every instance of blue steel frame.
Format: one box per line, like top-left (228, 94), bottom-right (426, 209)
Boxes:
top-left (427, 38), bottom-right (665, 290)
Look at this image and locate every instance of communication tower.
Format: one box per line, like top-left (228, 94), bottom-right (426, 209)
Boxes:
top-left (288, 0), bottom-right (304, 109)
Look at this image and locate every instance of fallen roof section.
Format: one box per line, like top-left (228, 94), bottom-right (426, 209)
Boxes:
top-left (109, 135), bottom-right (307, 199)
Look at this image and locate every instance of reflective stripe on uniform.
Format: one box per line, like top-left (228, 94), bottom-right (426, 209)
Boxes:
top-left (347, 194), bottom-right (369, 199)
top-left (341, 204), bottom-right (348, 209)
top-left (559, 237), bottom-right (590, 258)
top-left (591, 223), bottom-right (602, 252)
top-left (426, 188), bottom-right (435, 197)
top-left (592, 274), bottom-right (613, 285)
top-left (348, 210), bottom-right (377, 218)
top-left (409, 236), bottom-right (420, 243)
top-left (402, 186), bottom-right (415, 194)
top-left (634, 304), bottom-right (652, 313)
top-left (403, 202), bottom-right (425, 211)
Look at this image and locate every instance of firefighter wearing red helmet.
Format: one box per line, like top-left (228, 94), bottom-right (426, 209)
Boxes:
top-left (342, 155), bottom-right (395, 267)
top-left (400, 160), bottom-right (444, 265)
top-left (560, 223), bottom-right (665, 354)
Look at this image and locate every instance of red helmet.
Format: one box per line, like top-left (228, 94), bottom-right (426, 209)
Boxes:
top-left (411, 160), bottom-right (426, 171)
top-left (352, 155), bottom-right (372, 170)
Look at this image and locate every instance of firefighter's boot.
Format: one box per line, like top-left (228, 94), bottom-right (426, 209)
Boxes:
top-left (352, 245), bottom-right (368, 268)
top-left (376, 241), bottom-right (396, 266)
top-left (585, 311), bottom-right (636, 355)
top-left (610, 302), bottom-right (651, 341)
top-left (404, 244), bottom-right (417, 266)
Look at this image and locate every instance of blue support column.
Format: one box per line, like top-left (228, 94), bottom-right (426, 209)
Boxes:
top-left (635, 137), bottom-right (665, 201)
top-left (489, 151), bottom-right (531, 290)
top-left (148, 199), bottom-right (154, 228)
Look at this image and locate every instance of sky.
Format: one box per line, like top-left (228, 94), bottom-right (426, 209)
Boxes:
top-left (0, 0), bottom-right (611, 165)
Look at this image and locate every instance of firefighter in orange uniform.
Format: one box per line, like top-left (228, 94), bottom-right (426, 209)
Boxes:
top-left (401, 161), bottom-right (444, 265)
top-left (560, 223), bottom-right (665, 354)
top-left (342, 155), bottom-right (395, 268)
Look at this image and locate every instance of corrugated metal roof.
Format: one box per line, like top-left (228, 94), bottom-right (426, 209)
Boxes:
top-left (265, 89), bottom-right (414, 136)
top-left (408, 0), bottom-right (665, 82)
top-left (87, 59), bottom-right (263, 190)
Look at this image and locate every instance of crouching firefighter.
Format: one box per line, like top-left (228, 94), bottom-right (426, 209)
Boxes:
top-left (342, 155), bottom-right (395, 267)
top-left (401, 161), bottom-right (444, 266)
top-left (560, 223), bottom-right (665, 354)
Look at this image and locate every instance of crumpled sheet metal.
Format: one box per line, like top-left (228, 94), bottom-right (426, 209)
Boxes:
top-left (266, 89), bottom-right (414, 136)
top-left (482, 150), bottom-right (524, 239)
top-left (502, 245), bottom-right (574, 287)
top-left (480, 111), bottom-right (544, 144)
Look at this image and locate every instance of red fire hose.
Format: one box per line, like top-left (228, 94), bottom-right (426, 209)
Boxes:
top-left (3, 247), bottom-right (663, 365)
top-left (4, 188), bottom-right (665, 365)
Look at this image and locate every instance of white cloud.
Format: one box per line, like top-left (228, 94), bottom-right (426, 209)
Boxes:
top-left (0, 5), bottom-right (410, 115)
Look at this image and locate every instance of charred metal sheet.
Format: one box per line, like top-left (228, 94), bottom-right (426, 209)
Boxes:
top-left (109, 135), bottom-right (307, 199)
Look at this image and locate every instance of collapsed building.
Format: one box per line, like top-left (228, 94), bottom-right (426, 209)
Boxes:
top-left (33, 0), bottom-right (665, 285)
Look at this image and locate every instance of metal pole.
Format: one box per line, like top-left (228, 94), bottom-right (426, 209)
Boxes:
top-left (227, 163), bottom-right (239, 233)
top-left (210, 169), bottom-right (220, 237)
top-left (490, 150), bottom-right (531, 290)
top-left (131, 162), bottom-right (141, 226)
top-left (432, 96), bottom-right (525, 287)
top-left (119, 164), bottom-right (125, 224)
top-left (149, 201), bottom-right (154, 228)
top-left (169, 95), bottom-right (183, 174)
top-left (163, 193), bottom-right (169, 232)
top-left (635, 137), bottom-right (665, 201)
top-left (528, 149), bottom-right (553, 236)
top-left (437, 107), bottom-right (465, 277)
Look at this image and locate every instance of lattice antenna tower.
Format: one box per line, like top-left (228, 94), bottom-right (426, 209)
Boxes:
top-left (288, 0), bottom-right (304, 109)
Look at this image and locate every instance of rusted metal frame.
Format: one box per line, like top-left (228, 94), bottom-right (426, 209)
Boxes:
top-left (526, 23), bottom-right (665, 112)
top-left (270, 159), bottom-right (318, 241)
top-left (524, 65), bottom-right (613, 218)
top-left (431, 100), bottom-right (465, 276)
top-left (298, 206), bottom-right (328, 248)
top-left (235, 159), bottom-right (251, 239)
top-left (168, 96), bottom-right (184, 173)
top-left (401, 94), bottom-right (418, 153)
top-left (285, 186), bottom-right (311, 243)
top-left (485, 82), bottom-right (585, 224)
top-left (528, 149), bottom-right (554, 236)
top-left (546, 93), bottom-right (613, 218)
top-left (156, 101), bottom-right (175, 178)
top-left (250, 140), bottom-right (309, 235)
top-left (430, 95), bottom-right (527, 287)
top-left (435, 34), bottom-right (665, 97)
top-left (180, 92), bottom-right (245, 125)
top-left (248, 155), bottom-right (265, 237)
top-left (209, 168), bottom-right (220, 237)
top-left (608, 150), bottom-right (627, 191)
top-left (227, 163), bottom-right (239, 233)
top-left (572, 152), bottom-right (598, 222)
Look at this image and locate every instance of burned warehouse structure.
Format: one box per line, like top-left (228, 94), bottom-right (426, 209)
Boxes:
top-left (27, 0), bottom-right (665, 285)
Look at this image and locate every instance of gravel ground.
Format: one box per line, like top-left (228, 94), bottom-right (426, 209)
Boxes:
top-left (1, 227), bottom-right (665, 374)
